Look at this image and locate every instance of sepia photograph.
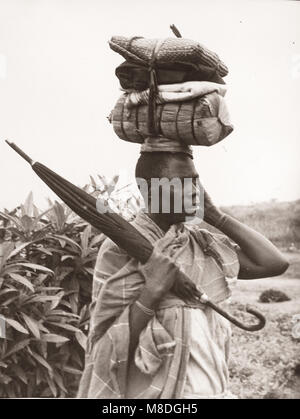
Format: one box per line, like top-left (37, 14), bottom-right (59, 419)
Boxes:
top-left (0, 0), bottom-right (299, 402)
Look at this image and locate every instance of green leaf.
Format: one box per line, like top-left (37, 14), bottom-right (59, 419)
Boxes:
top-left (50, 234), bottom-right (81, 251)
top-left (5, 318), bottom-right (29, 334)
top-left (23, 191), bottom-right (34, 216)
top-left (53, 371), bottom-right (67, 393)
top-left (2, 295), bottom-right (19, 306)
top-left (7, 242), bottom-right (32, 259)
top-left (89, 175), bottom-right (97, 188)
top-left (14, 263), bottom-right (53, 274)
top-left (9, 273), bottom-right (34, 292)
top-left (38, 287), bottom-right (62, 292)
top-left (45, 373), bottom-right (57, 397)
top-left (53, 202), bottom-right (67, 231)
top-left (37, 323), bottom-right (50, 334)
top-left (2, 339), bottom-right (31, 359)
top-left (90, 233), bottom-right (106, 248)
top-left (46, 310), bottom-right (79, 319)
top-left (35, 247), bottom-right (53, 256)
top-left (20, 215), bottom-right (34, 233)
top-left (41, 334), bottom-right (69, 344)
top-left (49, 292), bottom-right (64, 310)
top-left (0, 212), bottom-right (23, 230)
top-left (75, 330), bottom-right (87, 350)
top-left (47, 322), bottom-right (81, 333)
top-left (62, 365), bottom-right (82, 375)
top-left (21, 313), bottom-right (41, 339)
top-left (23, 295), bottom-right (61, 305)
top-left (30, 351), bottom-right (53, 372)
top-left (10, 364), bottom-right (28, 384)
top-left (61, 255), bottom-right (74, 262)
top-left (80, 225), bottom-right (91, 254)
top-left (0, 289), bottom-right (17, 298)
top-left (33, 204), bottom-right (40, 219)
top-left (0, 242), bottom-right (15, 272)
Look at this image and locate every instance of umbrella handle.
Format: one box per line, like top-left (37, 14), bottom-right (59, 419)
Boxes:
top-left (203, 297), bottom-right (266, 332)
top-left (5, 140), bottom-right (34, 165)
top-left (174, 272), bottom-right (266, 331)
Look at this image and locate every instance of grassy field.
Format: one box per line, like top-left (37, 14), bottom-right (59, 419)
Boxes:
top-left (228, 251), bottom-right (300, 399)
top-left (222, 199), bottom-right (300, 250)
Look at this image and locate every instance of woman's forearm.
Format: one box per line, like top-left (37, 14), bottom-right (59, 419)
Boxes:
top-left (128, 287), bottom-right (158, 360)
top-left (126, 287), bottom-right (158, 396)
top-left (205, 209), bottom-right (289, 279)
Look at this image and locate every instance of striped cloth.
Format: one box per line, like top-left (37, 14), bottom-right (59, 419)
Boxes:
top-left (77, 211), bottom-right (239, 399)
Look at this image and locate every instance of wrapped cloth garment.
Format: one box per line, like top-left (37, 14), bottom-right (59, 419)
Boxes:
top-left (124, 81), bottom-right (227, 108)
top-left (140, 137), bottom-right (193, 157)
top-left (77, 211), bottom-right (240, 399)
top-left (115, 61), bottom-right (225, 91)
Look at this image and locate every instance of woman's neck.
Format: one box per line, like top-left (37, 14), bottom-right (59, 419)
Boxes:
top-left (146, 213), bottom-right (173, 233)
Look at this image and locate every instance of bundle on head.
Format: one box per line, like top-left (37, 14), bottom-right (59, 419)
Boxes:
top-left (109, 30), bottom-right (232, 142)
top-left (110, 91), bottom-right (233, 146)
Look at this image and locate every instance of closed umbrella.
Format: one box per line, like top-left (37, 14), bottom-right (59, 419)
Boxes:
top-left (6, 140), bottom-right (265, 331)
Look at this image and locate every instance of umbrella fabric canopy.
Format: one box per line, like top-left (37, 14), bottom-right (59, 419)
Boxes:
top-left (5, 140), bottom-right (265, 332)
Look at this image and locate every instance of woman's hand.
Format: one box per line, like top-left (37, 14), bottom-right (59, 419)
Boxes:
top-left (203, 188), bottom-right (225, 227)
top-left (201, 185), bottom-right (288, 278)
top-left (138, 249), bottom-right (180, 305)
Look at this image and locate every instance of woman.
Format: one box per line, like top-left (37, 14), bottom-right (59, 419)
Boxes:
top-left (78, 150), bottom-right (288, 399)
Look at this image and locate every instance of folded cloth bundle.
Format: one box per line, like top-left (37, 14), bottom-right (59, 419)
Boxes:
top-left (124, 81), bottom-right (227, 108)
top-left (110, 91), bottom-right (233, 147)
top-left (109, 31), bottom-right (233, 150)
top-left (109, 36), bottom-right (228, 78)
top-left (115, 61), bottom-right (225, 91)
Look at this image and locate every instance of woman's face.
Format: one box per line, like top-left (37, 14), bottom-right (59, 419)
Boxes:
top-left (146, 155), bottom-right (202, 223)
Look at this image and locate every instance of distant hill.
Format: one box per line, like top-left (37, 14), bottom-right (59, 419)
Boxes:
top-left (220, 199), bottom-right (300, 248)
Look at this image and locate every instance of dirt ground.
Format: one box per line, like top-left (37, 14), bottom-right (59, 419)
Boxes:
top-left (228, 251), bottom-right (300, 399)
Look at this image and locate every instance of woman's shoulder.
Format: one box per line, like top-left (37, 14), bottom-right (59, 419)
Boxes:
top-left (188, 223), bottom-right (239, 252)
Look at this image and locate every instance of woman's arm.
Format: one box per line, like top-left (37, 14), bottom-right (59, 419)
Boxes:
top-left (126, 251), bottom-right (179, 397)
top-left (128, 250), bottom-right (179, 359)
top-left (203, 190), bottom-right (289, 279)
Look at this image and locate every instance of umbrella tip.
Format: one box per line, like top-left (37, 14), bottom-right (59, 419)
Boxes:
top-left (5, 140), bottom-right (34, 165)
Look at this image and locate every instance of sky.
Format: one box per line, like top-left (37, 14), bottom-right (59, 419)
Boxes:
top-left (0, 0), bottom-right (300, 210)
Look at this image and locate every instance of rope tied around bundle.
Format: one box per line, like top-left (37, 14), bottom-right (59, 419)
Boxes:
top-left (147, 26), bottom-right (182, 137)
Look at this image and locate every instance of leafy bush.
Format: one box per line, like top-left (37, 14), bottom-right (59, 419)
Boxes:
top-left (0, 175), bottom-right (142, 397)
top-left (259, 289), bottom-right (291, 303)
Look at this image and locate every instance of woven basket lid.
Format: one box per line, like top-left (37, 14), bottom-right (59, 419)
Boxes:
top-left (109, 36), bottom-right (228, 77)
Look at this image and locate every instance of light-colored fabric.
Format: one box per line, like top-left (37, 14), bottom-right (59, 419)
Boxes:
top-left (125, 81), bottom-right (227, 108)
top-left (77, 211), bottom-right (239, 399)
top-left (183, 308), bottom-right (233, 398)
